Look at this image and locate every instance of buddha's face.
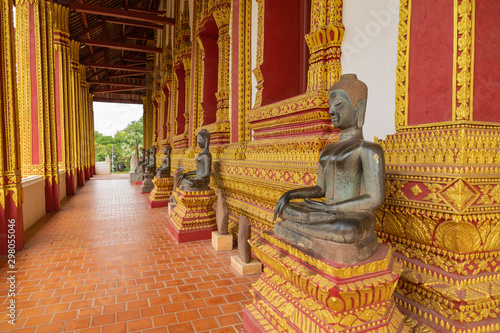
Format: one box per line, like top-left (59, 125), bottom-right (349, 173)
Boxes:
top-left (197, 134), bottom-right (205, 148)
top-left (329, 90), bottom-right (357, 130)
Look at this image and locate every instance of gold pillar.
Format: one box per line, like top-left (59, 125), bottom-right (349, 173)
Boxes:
top-left (53, 3), bottom-right (75, 195)
top-left (15, 0), bottom-right (60, 212)
top-left (0, 0), bottom-right (24, 253)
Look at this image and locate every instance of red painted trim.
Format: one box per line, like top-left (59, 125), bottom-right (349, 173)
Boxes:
top-left (147, 197), bottom-right (169, 208)
top-left (30, 5), bottom-right (40, 165)
top-left (188, 0), bottom-right (198, 148)
top-left (54, 51), bottom-right (63, 162)
top-left (473, 1), bottom-right (500, 122)
top-left (242, 307), bottom-right (266, 333)
top-left (66, 170), bottom-right (75, 196)
top-left (231, 0), bottom-right (240, 143)
top-left (408, 0), bottom-right (454, 125)
top-left (166, 218), bottom-right (216, 243)
top-left (77, 168), bottom-right (85, 186)
top-left (0, 192), bottom-right (25, 255)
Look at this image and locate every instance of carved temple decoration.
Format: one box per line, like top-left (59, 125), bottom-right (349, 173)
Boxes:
top-left (172, 0), bottom-right (192, 153)
top-left (0, 0), bottom-right (25, 254)
top-left (15, 0), bottom-right (60, 212)
top-left (194, 0), bottom-right (232, 149)
top-left (374, 1), bottom-right (500, 332)
top-left (52, 3), bottom-right (77, 195)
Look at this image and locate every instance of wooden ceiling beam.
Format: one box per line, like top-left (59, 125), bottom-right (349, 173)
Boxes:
top-left (92, 87), bottom-right (146, 94)
top-left (66, 2), bottom-right (174, 25)
top-left (88, 80), bottom-right (146, 88)
top-left (86, 68), bottom-right (107, 80)
top-left (80, 39), bottom-right (162, 53)
top-left (108, 72), bottom-right (146, 78)
top-left (104, 17), bottom-right (163, 30)
top-left (86, 63), bottom-right (153, 72)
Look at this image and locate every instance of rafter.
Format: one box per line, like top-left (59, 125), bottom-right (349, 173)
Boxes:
top-left (80, 39), bottom-right (162, 53)
top-left (92, 87), bottom-right (146, 94)
top-left (108, 72), bottom-right (146, 78)
top-left (104, 17), bottom-right (163, 30)
top-left (85, 63), bottom-right (153, 72)
top-left (88, 80), bottom-right (146, 88)
top-left (66, 2), bottom-right (174, 25)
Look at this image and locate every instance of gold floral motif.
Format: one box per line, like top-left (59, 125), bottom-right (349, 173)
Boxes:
top-left (410, 185), bottom-right (422, 197)
top-left (440, 179), bottom-right (478, 212)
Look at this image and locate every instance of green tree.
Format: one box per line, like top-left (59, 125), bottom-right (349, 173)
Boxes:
top-left (94, 117), bottom-right (143, 172)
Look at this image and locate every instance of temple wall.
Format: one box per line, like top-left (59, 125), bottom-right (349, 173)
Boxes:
top-left (22, 176), bottom-right (46, 231)
top-left (58, 170), bottom-right (67, 202)
top-left (341, 0), bottom-right (399, 142)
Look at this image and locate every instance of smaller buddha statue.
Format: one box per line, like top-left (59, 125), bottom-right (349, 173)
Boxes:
top-left (273, 74), bottom-right (385, 263)
top-left (146, 146), bottom-right (157, 174)
top-left (156, 144), bottom-right (172, 178)
top-left (178, 129), bottom-right (212, 191)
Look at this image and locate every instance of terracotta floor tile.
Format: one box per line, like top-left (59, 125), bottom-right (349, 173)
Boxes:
top-left (0, 176), bottom-right (256, 333)
top-left (176, 309), bottom-right (201, 322)
top-left (102, 322), bottom-right (128, 333)
top-left (141, 305), bottom-right (164, 318)
top-left (192, 317), bottom-right (219, 331)
top-left (128, 318), bottom-right (153, 331)
top-left (34, 322), bottom-right (64, 333)
top-left (117, 309), bottom-right (141, 322)
top-left (216, 313), bottom-right (241, 326)
top-left (64, 317), bottom-right (91, 330)
top-left (153, 313), bottom-right (177, 327)
top-left (91, 313), bottom-right (116, 326)
top-left (168, 322), bottom-right (195, 333)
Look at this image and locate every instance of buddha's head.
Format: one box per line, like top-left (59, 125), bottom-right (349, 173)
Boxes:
top-left (328, 74), bottom-right (368, 130)
top-left (164, 143), bottom-right (172, 156)
top-left (197, 129), bottom-right (210, 149)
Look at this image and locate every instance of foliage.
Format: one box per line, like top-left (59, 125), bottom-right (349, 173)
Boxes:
top-left (94, 117), bottom-right (143, 172)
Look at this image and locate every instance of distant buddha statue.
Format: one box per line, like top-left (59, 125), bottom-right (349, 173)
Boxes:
top-left (146, 146), bottom-right (157, 174)
top-left (156, 144), bottom-right (172, 178)
top-left (178, 129), bottom-right (212, 191)
top-left (273, 74), bottom-right (385, 263)
top-left (140, 149), bottom-right (150, 174)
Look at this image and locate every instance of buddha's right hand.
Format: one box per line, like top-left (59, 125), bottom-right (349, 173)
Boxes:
top-left (274, 192), bottom-right (291, 221)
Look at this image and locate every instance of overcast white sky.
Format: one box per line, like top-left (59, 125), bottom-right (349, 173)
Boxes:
top-left (93, 102), bottom-right (143, 137)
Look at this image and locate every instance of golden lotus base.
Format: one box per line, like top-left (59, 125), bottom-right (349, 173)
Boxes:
top-left (167, 188), bottom-right (217, 243)
top-left (148, 176), bottom-right (174, 208)
top-left (243, 231), bottom-right (408, 333)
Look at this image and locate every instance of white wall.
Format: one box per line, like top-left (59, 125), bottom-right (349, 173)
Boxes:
top-left (95, 162), bottom-right (111, 175)
top-left (58, 170), bottom-right (66, 202)
top-left (22, 176), bottom-right (46, 231)
top-left (341, 0), bottom-right (400, 142)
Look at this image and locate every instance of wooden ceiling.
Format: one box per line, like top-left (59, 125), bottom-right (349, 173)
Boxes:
top-left (57, 0), bottom-right (173, 104)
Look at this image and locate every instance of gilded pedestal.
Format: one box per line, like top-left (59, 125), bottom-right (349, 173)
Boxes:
top-left (148, 176), bottom-right (174, 208)
top-left (243, 232), bottom-right (408, 333)
top-left (167, 188), bottom-right (217, 243)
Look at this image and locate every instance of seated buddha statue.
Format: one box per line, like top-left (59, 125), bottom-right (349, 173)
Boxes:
top-left (140, 149), bottom-right (150, 174)
top-left (145, 146), bottom-right (157, 174)
top-left (178, 129), bottom-right (212, 191)
top-left (156, 144), bottom-right (172, 178)
top-left (273, 74), bottom-right (385, 263)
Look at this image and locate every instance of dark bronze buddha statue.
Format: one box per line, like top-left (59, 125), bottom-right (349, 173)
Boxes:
top-left (156, 144), bottom-right (172, 178)
top-left (273, 74), bottom-right (385, 263)
top-left (178, 129), bottom-right (212, 191)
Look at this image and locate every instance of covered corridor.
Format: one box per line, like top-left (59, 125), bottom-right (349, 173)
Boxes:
top-left (0, 176), bottom-right (257, 332)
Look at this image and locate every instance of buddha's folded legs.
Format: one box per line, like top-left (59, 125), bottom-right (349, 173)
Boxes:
top-left (280, 203), bottom-right (375, 244)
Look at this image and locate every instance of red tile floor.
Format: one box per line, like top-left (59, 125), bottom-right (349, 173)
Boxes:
top-left (0, 175), bottom-right (259, 332)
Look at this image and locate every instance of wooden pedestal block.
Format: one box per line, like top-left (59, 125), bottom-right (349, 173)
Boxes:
top-left (212, 231), bottom-right (233, 251)
top-left (167, 188), bottom-right (217, 243)
top-left (147, 176), bottom-right (174, 208)
top-left (231, 256), bottom-right (262, 276)
top-left (243, 231), bottom-right (408, 333)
